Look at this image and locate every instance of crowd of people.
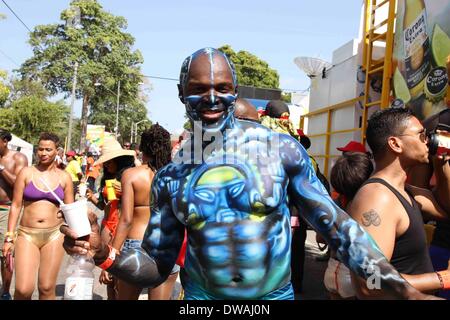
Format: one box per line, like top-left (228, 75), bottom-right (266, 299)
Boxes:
top-left (0, 47), bottom-right (449, 300)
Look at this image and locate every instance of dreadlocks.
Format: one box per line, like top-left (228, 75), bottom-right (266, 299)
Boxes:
top-left (140, 123), bottom-right (172, 171)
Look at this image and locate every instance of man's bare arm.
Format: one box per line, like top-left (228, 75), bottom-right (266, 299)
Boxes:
top-left (0, 152), bottom-right (27, 186)
top-left (432, 155), bottom-right (450, 213)
top-left (281, 134), bottom-right (425, 299)
top-left (408, 184), bottom-right (449, 221)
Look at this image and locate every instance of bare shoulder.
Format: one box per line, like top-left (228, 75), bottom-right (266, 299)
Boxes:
top-left (122, 166), bottom-right (145, 179)
top-left (17, 165), bottom-right (33, 181)
top-left (58, 168), bottom-right (72, 182)
top-left (349, 182), bottom-right (399, 220)
top-left (12, 151), bottom-right (28, 163)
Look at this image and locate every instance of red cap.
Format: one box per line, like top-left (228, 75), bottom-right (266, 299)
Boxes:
top-left (297, 129), bottom-right (306, 137)
top-left (66, 150), bottom-right (76, 157)
top-left (336, 141), bottom-right (366, 153)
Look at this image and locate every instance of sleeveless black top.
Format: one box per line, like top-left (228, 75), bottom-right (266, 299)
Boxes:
top-left (362, 178), bottom-right (434, 275)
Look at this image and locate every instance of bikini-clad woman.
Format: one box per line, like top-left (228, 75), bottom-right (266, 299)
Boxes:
top-left (2, 133), bottom-right (73, 299)
top-left (112, 124), bottom-right (179, 299)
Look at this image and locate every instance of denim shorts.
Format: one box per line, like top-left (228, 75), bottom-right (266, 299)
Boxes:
top-left (123, 239), bottom-right (180, 274)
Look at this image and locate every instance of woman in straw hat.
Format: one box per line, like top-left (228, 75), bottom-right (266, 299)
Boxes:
top-left (2, 133), bottom-right (74, 299)
top-left (86, 135), bottom-right (135, 300)
top-left (112, 124), bottom-right (180, 300)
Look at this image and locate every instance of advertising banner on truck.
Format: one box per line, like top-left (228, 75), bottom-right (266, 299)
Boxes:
top-left (392, 0), bottom-right (450, 120)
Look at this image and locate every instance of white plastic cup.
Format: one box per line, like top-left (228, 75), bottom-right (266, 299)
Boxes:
top-left (60, 199), bottom-right (91, 238)
top-left (78, 183), bottom-right (87, 197)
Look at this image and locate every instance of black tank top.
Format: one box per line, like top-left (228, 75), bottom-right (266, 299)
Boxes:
top-left (362, 178), bottom-right (434, 275)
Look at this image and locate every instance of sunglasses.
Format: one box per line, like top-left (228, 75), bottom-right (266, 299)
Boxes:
top-left (397, 128), bottom-right (427, 143)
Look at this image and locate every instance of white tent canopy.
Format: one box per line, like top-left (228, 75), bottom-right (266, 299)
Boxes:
top-left (9, 134), bottom-right (33, 166)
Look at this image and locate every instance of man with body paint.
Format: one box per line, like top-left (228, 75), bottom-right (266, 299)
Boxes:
top-left (62, 48), bottom-right (436, 300)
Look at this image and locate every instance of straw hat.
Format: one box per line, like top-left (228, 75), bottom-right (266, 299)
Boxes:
top-left (94, 136), bottom-right (135, 165)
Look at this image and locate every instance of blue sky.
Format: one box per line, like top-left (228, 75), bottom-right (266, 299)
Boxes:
top-left (0, 0), bottom-right (362, 134)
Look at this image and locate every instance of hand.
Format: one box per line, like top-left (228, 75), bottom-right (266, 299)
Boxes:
top-left (316, 233), bottom-right (327, 244)
top-left (86, 188), bottom-right (98, 204)
top-left (99, 270), bottom-right (113, 285)
top-left (407, 291), bottom-right (444, 300)
top-left (434, 130), bottom-right (450, 162)
top-left (2, 242), bottom-right (13, 257)
top-left (113, 181), bottom-right (122, 197)
top-left (437, 154), bottom-right (450, 162)
top-left (403, 284), bottom-right (444, 300)
top-left (60, 211), bottom-right (105, 261)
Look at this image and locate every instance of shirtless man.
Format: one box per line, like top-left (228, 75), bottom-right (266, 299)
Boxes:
top-left (62, 48), bottom-right (436, 300)
top-left (0, 129), bottom-right (28, 300)
top-left (234, 98), bottom-right (260, 123)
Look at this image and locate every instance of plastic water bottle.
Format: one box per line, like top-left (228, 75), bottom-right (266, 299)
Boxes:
top-left (63, 254), bottom-right (95, 300)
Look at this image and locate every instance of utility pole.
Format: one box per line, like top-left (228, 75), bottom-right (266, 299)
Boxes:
top-left (115, 80), bottom-right (121, 138)
top-left (67, 62), bottom-right (78, 151)
top-left (130, 122), bottom-right (134, 144)
top-left (133, 119), bottom-right (149, 144)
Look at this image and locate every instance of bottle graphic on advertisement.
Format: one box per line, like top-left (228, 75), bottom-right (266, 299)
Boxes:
top-left (402, 0), bottom-right (431, 99)
top-left (64, 254), bottom-right (95, 300)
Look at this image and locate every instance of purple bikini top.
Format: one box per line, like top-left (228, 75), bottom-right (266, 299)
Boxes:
top-left (23, 180), bottom-right (64, 205)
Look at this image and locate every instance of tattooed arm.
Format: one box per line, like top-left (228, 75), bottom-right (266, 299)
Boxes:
top-left (349, 184), bottom-right (447, 296)
top-left (348, 184), bottom-right (400, 261)
top-left (280, 134), bottom-right (427, 299)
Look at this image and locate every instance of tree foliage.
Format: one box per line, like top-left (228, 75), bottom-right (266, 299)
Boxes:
top-left (0, 96), bottom-right (69, 145)
top-left (281, 92), bottom-right (292, 103)
top-left (218, 45), bottom-right (280, 89)
top-left (18, 0), bottom-right (149, 149)
top-left (0, 70), bottom-right (9, 107)
top-left (0, 78), bottom-right (76, 147)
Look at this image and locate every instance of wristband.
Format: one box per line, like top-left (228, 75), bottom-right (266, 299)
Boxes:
top-left (4, 237), bottom-right (13, 244)
top-left (98, 245), bottom-right (118, 270)
top-left (436, 270), bottom-right (450, 290)
top-left (5, 231), bottom-right (14, 238)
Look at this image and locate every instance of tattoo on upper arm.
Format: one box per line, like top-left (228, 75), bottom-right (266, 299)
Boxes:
top-left (361, 209), bottom-right (381, 227)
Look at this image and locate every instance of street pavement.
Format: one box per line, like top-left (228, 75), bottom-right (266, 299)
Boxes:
top-left (296, 230), bottom-right (329, 300)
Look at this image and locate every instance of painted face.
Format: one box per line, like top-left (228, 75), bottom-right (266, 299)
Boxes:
top-left (37, 140), bottom-right (58, 165)
top-left (179, 48), bottom-right (238, 132)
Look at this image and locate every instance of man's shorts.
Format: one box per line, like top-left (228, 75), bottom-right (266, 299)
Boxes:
top-left (122, 239), bottom-right (181, 274)
top-left (0, 204), bottom-right (11, 258)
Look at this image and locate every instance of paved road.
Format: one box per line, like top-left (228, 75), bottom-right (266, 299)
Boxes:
top-left (296, 230), bottom-right (329, 300)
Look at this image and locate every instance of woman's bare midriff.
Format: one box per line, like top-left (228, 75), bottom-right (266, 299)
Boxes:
top-left (20, 200), bottom-right (63, 229)
top-left (127, 206), bottom-right (151, 240)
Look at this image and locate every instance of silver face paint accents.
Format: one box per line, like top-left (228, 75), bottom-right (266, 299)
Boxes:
top-left (180, 48), bottom-right (238, 133)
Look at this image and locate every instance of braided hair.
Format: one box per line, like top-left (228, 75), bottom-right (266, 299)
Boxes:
top-left (140, 123), bottom-right (172, 171)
